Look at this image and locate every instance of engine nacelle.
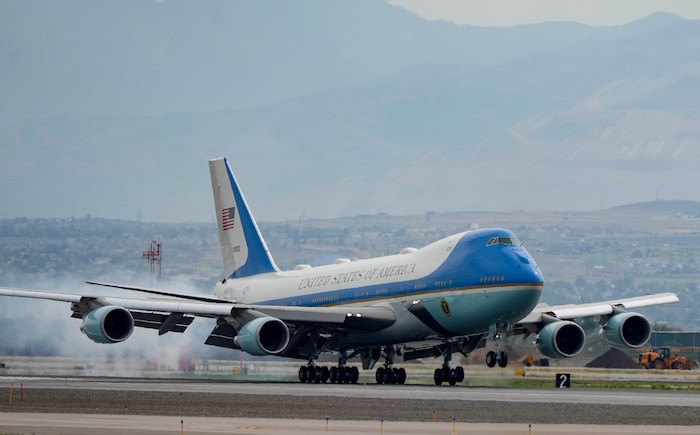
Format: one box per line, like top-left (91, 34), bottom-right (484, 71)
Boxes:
top-left (81, 306), bottom-right (134, 344)
top-left (603, 312), bottom-right (651, 348)
top-left (235, 316), bottom-right (290, 356)
top-left (536, 320), bottom-right (586, 359)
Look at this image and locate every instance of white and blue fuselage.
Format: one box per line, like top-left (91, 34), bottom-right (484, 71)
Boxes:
top-left (214, 227), bottom-right (543, 348)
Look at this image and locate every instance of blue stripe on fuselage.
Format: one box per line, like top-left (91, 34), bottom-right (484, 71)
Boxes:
top-left (255, 228), bottom-right (543, 308)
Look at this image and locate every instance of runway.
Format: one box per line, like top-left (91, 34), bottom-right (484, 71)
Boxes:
top-left (1, 377), bottom-right (699, 434)
top-left (6, 376), bottom-right (700, 407)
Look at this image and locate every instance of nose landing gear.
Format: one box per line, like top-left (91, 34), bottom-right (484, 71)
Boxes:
top-left (485, 324), bottom-right (509, 368)
top-left (485, 350), bottom-right (509, 368)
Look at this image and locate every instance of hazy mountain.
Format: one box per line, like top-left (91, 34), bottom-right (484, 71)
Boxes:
top-left (1, 0), bottom-right (610, 123)
top-left (1, 1), bottom-right (698, 221)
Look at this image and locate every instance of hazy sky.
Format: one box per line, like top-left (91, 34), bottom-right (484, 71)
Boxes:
top-left (387, 0), bottom-right (700, 26)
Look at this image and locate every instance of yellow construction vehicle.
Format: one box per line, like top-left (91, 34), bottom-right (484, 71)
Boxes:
top-left (637, 347), bottom-right (693, 370)
top-left (522, 354), bottom-right (549, 367)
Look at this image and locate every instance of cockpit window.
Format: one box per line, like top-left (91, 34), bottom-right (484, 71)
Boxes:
top-left (486, 236), bottom-right (521, 246)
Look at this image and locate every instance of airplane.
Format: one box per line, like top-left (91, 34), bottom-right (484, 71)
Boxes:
top-left (0, 157), bottom-right (679, 386)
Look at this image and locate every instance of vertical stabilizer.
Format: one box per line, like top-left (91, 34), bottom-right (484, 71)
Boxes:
top-left (209, 157), bottom-right (279, 278)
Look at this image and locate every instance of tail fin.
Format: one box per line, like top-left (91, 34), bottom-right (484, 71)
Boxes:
top-left (209, 157), bottom-right (279, 278)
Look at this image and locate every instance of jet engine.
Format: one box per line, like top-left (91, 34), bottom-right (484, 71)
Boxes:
top-left (603, 312), bottom-right (652, 348)
top-left (536, 320), bottom-right (586, 359)
top-left (81, 306), bottom-right (134, 344)
top-left (235, 316), bottom-right (290, 356)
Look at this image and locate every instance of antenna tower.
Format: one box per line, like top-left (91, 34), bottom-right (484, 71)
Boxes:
top-left (142, 239), bottom-right (162, 286)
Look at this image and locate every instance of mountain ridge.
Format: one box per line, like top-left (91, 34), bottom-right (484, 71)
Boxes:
top-left (1, 1), bottom-right (699, 221)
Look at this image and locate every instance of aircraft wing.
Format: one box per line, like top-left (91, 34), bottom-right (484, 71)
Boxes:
top-left (84, 281), bottom-right (396, 330)
top-left (0, 286), bottom-right (396, 332)
top-left (517, 292), bottom-right (679, 324)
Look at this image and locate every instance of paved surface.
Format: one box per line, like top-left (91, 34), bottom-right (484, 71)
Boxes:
top-left (1, 414), bottom-right (700, 435)
top-left (5, 376), bottom-right (700, 407)
top-left (1, 376), bottom-right (699, 433)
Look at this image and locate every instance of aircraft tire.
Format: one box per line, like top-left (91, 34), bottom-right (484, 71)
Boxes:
top-left (298, 365), bottom-right (308, 383)
top-left (308, 366), bottom-right (318, 383)
top-left (375, 367), bottom-right (385, 384)
top-left (448, 369), bottom-right (458, 386)
top-left (383, 367), bottom-right (392, 384)
top-left (433, 368), bottom-right (443, 385)
top-left (350, 366), bottom-right (360, 383)
top-left (486, 351), bottom-right (497, 368)
top-left (498, 351), bottom-right (509, 368)
top-left (320, 366), bottom-right (330, 383)
top-left (338, 366), bottom-right (347, 383)
top-left (441, 365), bottom-right (451, 383)
top-left (455, 366), bottom-right (465, 382)
top-left (397, 367), bottom-right (407, 384)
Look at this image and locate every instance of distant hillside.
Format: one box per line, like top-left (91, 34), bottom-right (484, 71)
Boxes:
top-left (1, 2), bottom-right (699, 221)
top-left (609, 200), bottom-right (700, 215)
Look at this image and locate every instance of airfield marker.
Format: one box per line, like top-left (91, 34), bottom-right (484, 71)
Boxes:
top-left (380, 417), bottom-right (384, 434)
top-left (432, 409), bottom-right (437, 422)
top-left (123, 404), bottom-right (128, 415)
top-left (8, 384), bottom-right (12, 404)
top-left (181, 419), bottom-right (184, 435)
top-left (20, 383), bottom-right (24, 402)
top-left (452, 416), bottom-right (457, 435)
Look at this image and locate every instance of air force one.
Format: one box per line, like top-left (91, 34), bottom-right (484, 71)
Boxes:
top-left (0, 157), bottom-right (679, 385)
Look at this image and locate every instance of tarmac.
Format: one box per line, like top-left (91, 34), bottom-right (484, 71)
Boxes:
top-left (2, 413), bottom-right (700, 435)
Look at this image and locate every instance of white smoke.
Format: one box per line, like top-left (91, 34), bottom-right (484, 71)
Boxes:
top-left (0, 270), bottom-right (223, 377)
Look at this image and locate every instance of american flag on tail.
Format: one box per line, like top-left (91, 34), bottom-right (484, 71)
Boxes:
top-left (222, 207), bottom-right (236, 231)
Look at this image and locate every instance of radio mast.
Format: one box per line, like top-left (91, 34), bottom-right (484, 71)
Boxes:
top-left (142, 239), bottom-right (162, 286)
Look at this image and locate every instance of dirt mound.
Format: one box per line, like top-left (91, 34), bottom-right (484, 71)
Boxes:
top-left (585, 348), bottom-right (641, 369)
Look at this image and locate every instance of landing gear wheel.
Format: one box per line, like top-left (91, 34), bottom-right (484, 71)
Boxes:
top-left (383, 367), bottom-right (393, 384)
top-left (455, 366), bottom-right (464, 383)
top-left (320, 366), bottom-right (330, 383)
top-left (375, 367), bottom-right (385, 384)
top-left (338, 366), bottom-right (348, 383)
top-left (433, 368), bottom-right (443, 386)
top-left (298, 365), bottom-right (308, 383)
top-left (498, 351), bottom-right (509, 368)
top-left (350, 366), bottom-right (360, 384)
top-left (389, 368), bottom-right (397, 384)
top-left (329, 366), bottom-right (338, 383)
top-left (307, 366), bottom-right (317, 383)
top-left (486, 351), bottom-right (497, 368)
top-left (448, 369), bottom-right (458, 386)
top-left (441, 365), bottom-right (451, 383)
top-left (397, 367), bottom-right (407, 384)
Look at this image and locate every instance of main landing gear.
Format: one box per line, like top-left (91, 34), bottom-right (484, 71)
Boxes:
top-left (374, 346), bottom-right (406, 384)
top-left (433, 339), bottom-right (465, 386)
top-left (298, 350), bottom-right (360, 384)
top-left (298, 364), bottom-right (360, 383)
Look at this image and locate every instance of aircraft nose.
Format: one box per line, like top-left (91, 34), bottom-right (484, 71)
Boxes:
top-left (514, 249), bottom-right (543, 284)
top-left (515, 253), bottom-right (530, 264)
